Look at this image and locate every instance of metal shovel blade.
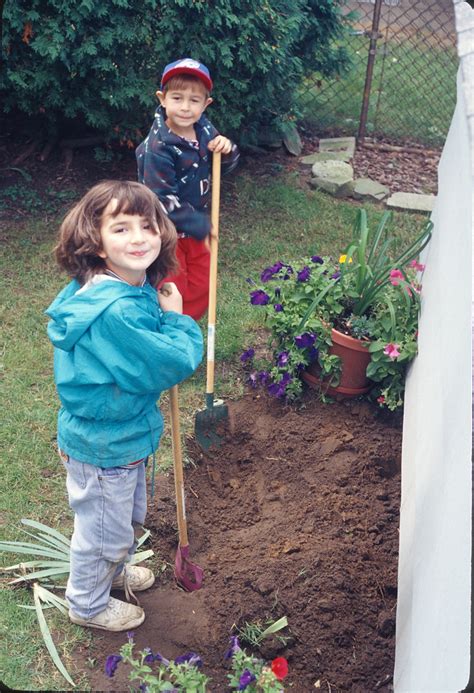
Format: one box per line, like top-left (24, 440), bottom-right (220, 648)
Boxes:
top-left (194, 402), bottom-right (229, 451)
top-left (174, 544), bottom-right (203, 592)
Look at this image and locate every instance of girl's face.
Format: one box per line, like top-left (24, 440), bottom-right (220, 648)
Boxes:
top-left (98, 199), bottom-right (162, 285)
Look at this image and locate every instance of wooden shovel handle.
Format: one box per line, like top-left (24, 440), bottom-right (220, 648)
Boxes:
top-left (206, 151), bottom-right (221, 398)
top-left (169, 385), bottom-right (188, 547)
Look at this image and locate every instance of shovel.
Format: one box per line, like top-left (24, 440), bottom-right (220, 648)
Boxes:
top-left (195, 151), bottom-right (229, 450)
top-left (169, 384), bottom-right (203, 591)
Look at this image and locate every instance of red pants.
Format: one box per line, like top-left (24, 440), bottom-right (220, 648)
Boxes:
top-left (164, 237), bottom-right (210, 321)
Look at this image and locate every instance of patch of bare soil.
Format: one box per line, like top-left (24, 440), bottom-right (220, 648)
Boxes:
top-left (352, 142), bottom-right (439, 195)
top-left (80, 390), bottom-right (401, 692)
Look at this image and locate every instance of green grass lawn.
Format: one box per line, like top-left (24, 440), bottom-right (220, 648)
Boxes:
top-left (0, 168), bottom-right (428, 690)
top-left (299, 35), bottom-right (457, 146)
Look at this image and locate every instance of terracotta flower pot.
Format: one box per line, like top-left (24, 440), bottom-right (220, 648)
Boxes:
top-left (302, 328), bottom-right (372, 397)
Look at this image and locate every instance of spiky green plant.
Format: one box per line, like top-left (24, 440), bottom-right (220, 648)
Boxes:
top-left (0, 518), bottom-right (154, 687)
top-left (236, 616), bottom-right (289, 649)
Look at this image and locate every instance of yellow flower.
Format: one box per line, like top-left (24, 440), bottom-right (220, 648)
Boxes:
top-left (339, 254), bottom-right (352, 264)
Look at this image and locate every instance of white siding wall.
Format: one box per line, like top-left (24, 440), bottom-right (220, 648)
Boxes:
top-left (394, 25), bottom-right (473, 691)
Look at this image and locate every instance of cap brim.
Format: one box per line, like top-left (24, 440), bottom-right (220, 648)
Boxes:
top-left (161, 67), bottom-right (213, 92)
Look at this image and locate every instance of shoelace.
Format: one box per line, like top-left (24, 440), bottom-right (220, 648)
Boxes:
top-left (121, 565), bottom-right (140, 606)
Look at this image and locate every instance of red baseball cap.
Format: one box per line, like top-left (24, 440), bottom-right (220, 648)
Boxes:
top-left (161, 58), bottom-right (213, 92)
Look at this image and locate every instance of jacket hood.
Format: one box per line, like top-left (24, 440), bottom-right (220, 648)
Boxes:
top-left (46, 279), bottom-right (155, 351)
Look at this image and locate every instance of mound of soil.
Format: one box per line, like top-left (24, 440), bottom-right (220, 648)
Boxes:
top-left (82, 389), bottom-right (401, 692)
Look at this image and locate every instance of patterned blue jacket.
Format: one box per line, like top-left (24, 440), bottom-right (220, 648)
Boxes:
top-left (136, 107), bottom-right (239, 240)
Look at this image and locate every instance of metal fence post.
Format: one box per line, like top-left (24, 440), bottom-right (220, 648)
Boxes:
top-left (357, 0), bottom-right (384, 144)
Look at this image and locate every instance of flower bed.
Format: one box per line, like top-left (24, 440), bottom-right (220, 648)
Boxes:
top-left (80, 391), bottom-right (401, 692)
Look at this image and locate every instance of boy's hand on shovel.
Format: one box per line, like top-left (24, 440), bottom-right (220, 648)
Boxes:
top-left (203, 224), bottom-right (217, 252)
top-left (158, 282), bottom-right (183, 314)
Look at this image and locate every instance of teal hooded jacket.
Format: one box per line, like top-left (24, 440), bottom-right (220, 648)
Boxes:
top-left (46, 278), bottom-right (203, 467)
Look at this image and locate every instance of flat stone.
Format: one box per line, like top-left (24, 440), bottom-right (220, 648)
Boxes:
top-left (386, 192), bottom-right (436, 212)
top-left (282, 123), bottom-right (302, 156)
top-left (301, 151), bottom-right (352, 165)
top-left (319, 136), bottom-right (356, 158)
top-left (311, 159), bottom-right (353, 181)
top-left (310, 177), bottom-right (353, 198)
top-left (351, 177), bottom-right (390, 202)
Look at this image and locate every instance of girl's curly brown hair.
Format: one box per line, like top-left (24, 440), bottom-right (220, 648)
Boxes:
top-left (54, 180), bottom-right (178, 286)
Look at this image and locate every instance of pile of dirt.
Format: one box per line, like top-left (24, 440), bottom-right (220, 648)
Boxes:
top-left (82, 389), bottom-right (401, 692)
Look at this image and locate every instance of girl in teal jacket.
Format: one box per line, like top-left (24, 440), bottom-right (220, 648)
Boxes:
top-left (46, 180), bottom-right (203, 632)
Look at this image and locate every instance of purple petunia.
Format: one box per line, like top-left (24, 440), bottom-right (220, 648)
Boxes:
top-left (330, 271), bottom-right (341, 280)
top-left (144, 648), bottom-right (154, 664)
top-left (250, 289), bottom-right (271, 306)
top-left (105, 654), bottom-right (122, 678)
top-left (240, 348), bottom-right (255, 362)
top-left (154, 651), bottom-right (170, 665)
top-left (308, 346), bottom-right (319, 361)
top-left (258, 370), bottom-right (271, 385)
top-left (294, 332), bottom-right (317, 349)
top-left (274, 303), bottom-right (284, 312)
top-left (268, 373), bottom-right (292, 398)
top-left (297, 266), bottom-right (311, 282)
top-left (260, 261), bottom-right (284, 282)
top-left (277, 351), bottom-right (289, 366)
top-left (311, 255), bottom-right (324, 264)
top-left (174, 652), bottom-right (203, 667)
top-left (238, 669), bottom-right (257, 690)
top-left (248, 372), bottom-right (258, 388)
top-left (268, 381), bottom-right (283, 397)
top-left (224, 635), bottom-right (241, 659)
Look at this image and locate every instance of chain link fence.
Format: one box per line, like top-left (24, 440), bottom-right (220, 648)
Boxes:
top-left (299, 0), bottom-right (458, 147)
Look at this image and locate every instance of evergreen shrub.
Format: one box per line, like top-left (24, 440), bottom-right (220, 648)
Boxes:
top-left (1, 0), bottom-right (349, 142)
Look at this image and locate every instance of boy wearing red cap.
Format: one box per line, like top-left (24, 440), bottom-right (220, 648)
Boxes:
top-left (136, 58), bottom-right (239, 320)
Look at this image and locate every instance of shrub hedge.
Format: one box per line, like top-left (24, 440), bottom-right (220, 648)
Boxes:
top-left (0, 0), bottom-right (349, 143)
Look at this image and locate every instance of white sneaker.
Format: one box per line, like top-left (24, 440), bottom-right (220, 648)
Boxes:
top-left (69, 596), bottom-right (145, 632)
top-left (112, 565), bottom-right (155, 592)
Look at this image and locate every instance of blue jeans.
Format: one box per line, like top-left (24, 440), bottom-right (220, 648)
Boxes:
top-left (63, 455), bottom-right (147, 619)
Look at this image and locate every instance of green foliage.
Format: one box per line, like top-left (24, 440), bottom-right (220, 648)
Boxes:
top-left (236, 616), bottom-right (289, 649)
top-left (1, 0), bottom-right (161, 136)
top-left (1, 0), bottom-right (349, 140)
top-left (108, 639), bottom-right (209, 692)
top-left (0, 182), bottom-right (77, 216)
top-left (242, 209), bottom-right (432, 410)
top-left (227, 649), bottom-right (285, 692)
top-left (108, 634), bottom-right (287, 691)
top-left (0, 518), bottom-right (153, 688)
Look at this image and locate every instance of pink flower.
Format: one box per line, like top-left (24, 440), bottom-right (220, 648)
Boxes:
top-left (377, 396), bottom-right (385, 405)
top-left (384, 343), bottom-right (401, 359)
top-left (389, 269), bottom-right (404, 286)
top-left (409, 260), bottom-right (425, 272)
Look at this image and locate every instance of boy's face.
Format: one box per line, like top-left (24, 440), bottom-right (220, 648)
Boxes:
top-left (157, 81), bottom-right (212, 138)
